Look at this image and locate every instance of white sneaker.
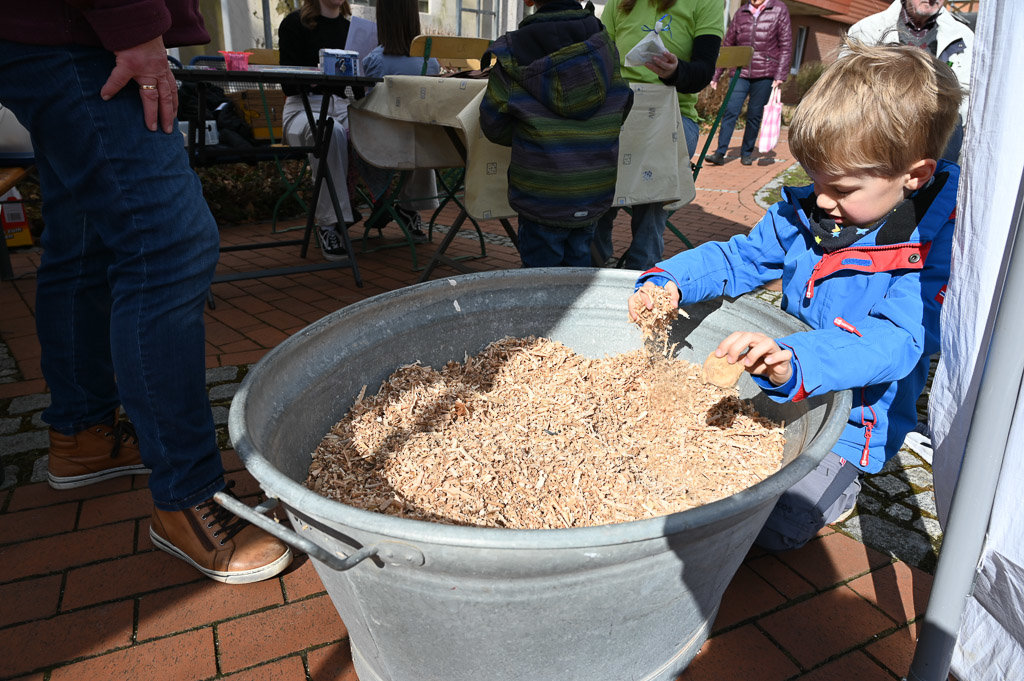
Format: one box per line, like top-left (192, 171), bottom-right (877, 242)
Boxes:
top-left (316, 225), bottom-right (347, 261)
top-left (904, 430), bottom-right (933, 464)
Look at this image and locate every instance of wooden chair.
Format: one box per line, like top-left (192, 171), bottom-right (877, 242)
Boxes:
top-left (409, 35), bottom-right (492, 75)
top-left (235, 49), bottom-right (310, 233)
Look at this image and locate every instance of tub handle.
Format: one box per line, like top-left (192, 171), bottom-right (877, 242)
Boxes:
top-left (213, 491), bottom-right (378, 571)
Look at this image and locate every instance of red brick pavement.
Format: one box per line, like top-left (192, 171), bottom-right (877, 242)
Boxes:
top-left (0, 128), bottom-right (938, 680)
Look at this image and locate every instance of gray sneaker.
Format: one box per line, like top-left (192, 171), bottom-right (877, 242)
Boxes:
top-left (316, 225), bottom-right (347, 261)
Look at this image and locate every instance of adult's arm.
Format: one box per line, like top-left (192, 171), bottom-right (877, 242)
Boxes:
top-left (70, 0), bottom-right (173, 51)
top-left (712, 15), bottom-right (742, 84)
top-left (658, 34), bottom-right (721, 93)
top-left (773, 5), bottom-right (793, 84)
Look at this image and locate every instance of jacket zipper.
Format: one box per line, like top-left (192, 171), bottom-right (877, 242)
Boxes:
top-left (860, 394), bottom-right (877, 467)
top-left (805, 243), bottom-right (920, 299)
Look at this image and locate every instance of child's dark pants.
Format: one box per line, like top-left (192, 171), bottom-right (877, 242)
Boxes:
top-left (517, 217), bottom-right (595, 268)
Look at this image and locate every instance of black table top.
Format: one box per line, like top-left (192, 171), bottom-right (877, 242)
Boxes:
top-left (171, 66), bottom-right (380, 95)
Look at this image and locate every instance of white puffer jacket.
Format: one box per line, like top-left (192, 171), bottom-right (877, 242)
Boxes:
top-left (848, 0), bottom-right (973, 121)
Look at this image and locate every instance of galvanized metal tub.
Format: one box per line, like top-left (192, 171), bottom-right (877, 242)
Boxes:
top-left (225, 269), bottom-right (851, 681)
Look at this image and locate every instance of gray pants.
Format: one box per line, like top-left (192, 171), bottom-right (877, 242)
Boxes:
top-left (755, 451), bottom-right (862, 552)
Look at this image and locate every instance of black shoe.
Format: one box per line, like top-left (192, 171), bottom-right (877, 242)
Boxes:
top-left (398, 208), bottom-right (429, 243)
top-left (706, 152), bottom-right (726, 166)
top-left (740, 155), bottom-right (753, 166)
top-left (316, 225), bottom-right (348, 261)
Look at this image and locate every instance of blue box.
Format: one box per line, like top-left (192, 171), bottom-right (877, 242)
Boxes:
top-left (320, 49), bottom-right (361, 76)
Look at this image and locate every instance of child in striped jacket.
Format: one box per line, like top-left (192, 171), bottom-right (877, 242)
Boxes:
top-left (479, 0), bottom-right (633, 267)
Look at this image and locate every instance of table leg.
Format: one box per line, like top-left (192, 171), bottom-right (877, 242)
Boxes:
top-left (417, 210), bottom-right (469, 283)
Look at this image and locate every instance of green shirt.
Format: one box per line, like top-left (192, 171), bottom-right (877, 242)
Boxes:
top-left (600, 0), bottom-right (724, 122)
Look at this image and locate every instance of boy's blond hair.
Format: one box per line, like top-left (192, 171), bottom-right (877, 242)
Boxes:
top-left (789, 40), bottom-right (963, 178)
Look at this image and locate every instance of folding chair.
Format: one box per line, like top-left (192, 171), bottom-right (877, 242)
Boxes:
top-left (618, 45), bottom-right (755, 264)
top-left (690, 46), bottom-right (755, 181)
top-left (390, 35), bottom-right (492, 265)
top-left (240, 49), bottom-right (311, 234)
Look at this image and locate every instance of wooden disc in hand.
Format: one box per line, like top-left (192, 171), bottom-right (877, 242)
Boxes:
top-left (702, 352), bottom-right (745, 388)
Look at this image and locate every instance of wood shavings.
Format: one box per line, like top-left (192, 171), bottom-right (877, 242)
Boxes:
top-left (633, 286), bottom-right (688, 355)
top-left (306, 337), bottom-right (785, 530)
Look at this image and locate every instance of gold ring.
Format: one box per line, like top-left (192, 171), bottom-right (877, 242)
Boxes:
top-left (140, 84), bottom-right (158, 90)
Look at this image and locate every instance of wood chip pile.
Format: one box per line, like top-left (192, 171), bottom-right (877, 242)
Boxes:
top-left (306, 335), bottom-right (786, 530)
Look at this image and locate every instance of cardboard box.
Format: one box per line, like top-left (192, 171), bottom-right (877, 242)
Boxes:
top-left (1, 187), bottom-right (32, 248)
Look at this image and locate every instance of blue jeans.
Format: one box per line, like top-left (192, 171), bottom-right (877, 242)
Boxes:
top-left (592, 116), bottom-right (699, 270)
top-left (517, 217), bottom-right (595, 268)
top-left (716, 76), bottom-right (775, 158)
top-left (0, 41), bottom-right (225, 510)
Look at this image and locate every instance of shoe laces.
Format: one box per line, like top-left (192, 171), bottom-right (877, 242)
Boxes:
top-left (399, 208), bottom-right (425, 235)
top-left (109, 420), bottom-right (138, 460)
top-left (194, 480), bottom-right (250, 545)
top-left (318, 226), bottom-right (344, 252)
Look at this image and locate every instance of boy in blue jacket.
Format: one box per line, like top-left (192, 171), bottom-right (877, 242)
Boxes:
top-left (479, 0), bottom-right (633, 268)
top-left (628, 41), bottom-right (963, 551)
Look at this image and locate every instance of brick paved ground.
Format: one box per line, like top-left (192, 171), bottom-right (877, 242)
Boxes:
top-left (0, 128), bottom-right (945, 680)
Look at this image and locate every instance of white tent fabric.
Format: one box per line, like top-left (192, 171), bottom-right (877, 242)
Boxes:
top-left (928, 1), bottom-right (1024, 679)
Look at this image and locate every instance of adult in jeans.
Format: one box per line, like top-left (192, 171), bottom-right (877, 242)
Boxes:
top-left (590, 0), bottom-right (722, 271)
top-left (848, 0), bottom-right (973, 163)
top-left (0, 0), bottom-right (291, 584)
top-left (706, 0), bottom-right (791, 167)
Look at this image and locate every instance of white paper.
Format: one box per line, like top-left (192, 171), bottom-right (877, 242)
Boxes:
top-left (346, 16), bottom-right (379, 62)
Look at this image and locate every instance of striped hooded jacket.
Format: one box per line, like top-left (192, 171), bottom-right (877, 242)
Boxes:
top-left (479, 4), bottom-right (634, 229)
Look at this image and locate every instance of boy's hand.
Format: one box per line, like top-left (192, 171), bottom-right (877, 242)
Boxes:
top-left (628, 281), bottom-right (680, 322)
top-left (645, 52), bottom-right (678, 80)
top-left (714, 332), bottom-right (793, 386)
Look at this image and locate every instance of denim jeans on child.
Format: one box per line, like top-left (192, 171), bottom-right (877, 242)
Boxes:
top-left (715, 76), bottom-right (775, 159)
top-left (0, 40), bottom-right (226, 511)
top-left (592, 116), bottom-right (699, 270)
top-left (517, 217), bottom-right (595, 268)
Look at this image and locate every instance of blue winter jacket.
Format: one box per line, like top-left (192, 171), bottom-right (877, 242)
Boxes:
top-left (637, 161), bottom-right (959, 472)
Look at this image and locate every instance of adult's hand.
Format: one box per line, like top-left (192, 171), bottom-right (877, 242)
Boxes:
top-left (772, 79), bottom-right (785, 89)
top-left (644, 51), bottom-right (679, 80)
top-left (100, 36), bottom-right (178, 134)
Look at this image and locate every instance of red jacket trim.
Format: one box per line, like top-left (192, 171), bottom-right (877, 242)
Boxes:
top-left (805, 242), bottom-right (932, 299)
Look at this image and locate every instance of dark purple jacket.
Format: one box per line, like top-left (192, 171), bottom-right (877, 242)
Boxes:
top-left (0, 0), bottom-right (210, 52)
top-left (714, 0), bottom-right (792, 83)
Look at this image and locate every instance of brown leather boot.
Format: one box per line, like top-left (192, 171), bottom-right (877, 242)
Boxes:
top-left (149, 483), bottom-right (293, 584)
top-left (48, 413), bottom-right (150, 489)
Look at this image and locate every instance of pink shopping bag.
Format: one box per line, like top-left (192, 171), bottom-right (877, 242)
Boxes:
top-left (757, 86), bottom-right (783, 154)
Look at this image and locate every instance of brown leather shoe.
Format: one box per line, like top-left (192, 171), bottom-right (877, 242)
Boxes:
top-left (149, 483), bottom-right (293, 584)
top-left (48, 413), bottom-right (150, 489)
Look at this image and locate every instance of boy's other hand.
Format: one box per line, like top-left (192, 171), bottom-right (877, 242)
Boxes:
top-left (714, 332), bottom-right (794, 386)
top-left (645, 52), bottom-right (678, 80)
top-left (628, 281), bottom-right (680, 322)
